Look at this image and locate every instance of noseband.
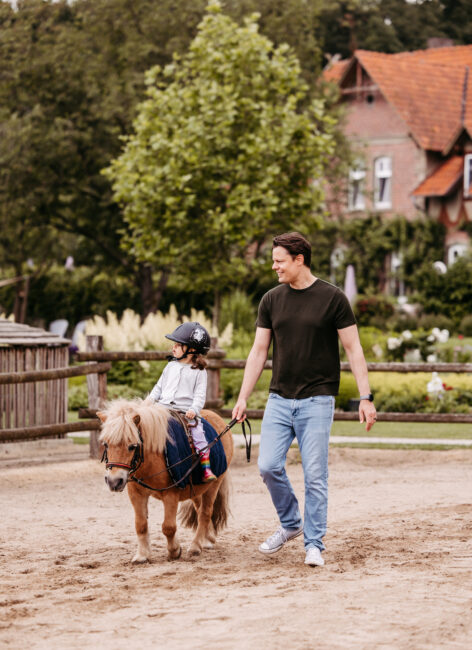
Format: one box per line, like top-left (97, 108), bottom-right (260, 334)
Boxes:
top-left (101, 428), bottom-right (144, 477)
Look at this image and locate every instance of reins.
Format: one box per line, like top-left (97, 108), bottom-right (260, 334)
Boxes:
top-left (102, 416), bottom-right (251, 493)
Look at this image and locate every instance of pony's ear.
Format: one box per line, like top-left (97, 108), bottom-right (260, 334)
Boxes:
top-left (133, 414), bottom-right (141, 426)
top-left (96, 411), bottom-right (107, 423)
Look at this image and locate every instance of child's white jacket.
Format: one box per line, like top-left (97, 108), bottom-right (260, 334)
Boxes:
top-left (149, 360), bottom-right (207, 415)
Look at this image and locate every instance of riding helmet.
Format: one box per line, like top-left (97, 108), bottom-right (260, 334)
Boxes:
top-left (165, 322), bottom-right (211, 355)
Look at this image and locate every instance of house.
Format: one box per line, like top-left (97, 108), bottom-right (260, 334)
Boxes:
top-left (323, 44), bottom-right (472, 268)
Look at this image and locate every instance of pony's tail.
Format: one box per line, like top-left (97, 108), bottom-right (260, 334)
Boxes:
top-left (179, 472), bottom-right (231, 533)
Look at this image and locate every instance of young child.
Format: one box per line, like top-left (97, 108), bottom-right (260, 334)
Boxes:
top-left (149, 321), bottom-right (216, 482)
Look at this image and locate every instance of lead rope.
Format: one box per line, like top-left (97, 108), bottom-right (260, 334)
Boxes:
top-left (128, 417), bottom-right (252, 493)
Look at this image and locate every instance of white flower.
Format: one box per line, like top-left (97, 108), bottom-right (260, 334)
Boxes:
top-left (404, 348), bottom-right (421, 362)
top-left (430, 327), bottom-right (449, 343)
top-left (387, 337), bottom-right (402, 350)
top-left (426, 354), bottom-right (437, 363)
top-left (427, 335), bottom-right (435, 342)
top-left (427, 371), bottom-right (444, 395)
top-left (438, 329), bottom-right (449, 343)
top-left (401, 330), bottom-right (412, 340)
top-left (372, 343), bottom-right (383, 359)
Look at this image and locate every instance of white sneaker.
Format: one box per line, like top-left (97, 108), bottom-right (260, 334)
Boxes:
top-left (304, 546), bottom-right (324, 566)
top-left (259, 525), bottom-right (303, 555)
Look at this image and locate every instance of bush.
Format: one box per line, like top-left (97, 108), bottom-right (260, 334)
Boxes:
top-left (418, 313), bottom-right (455, 333)
top-left (459, 315), bottom-right (472, 337)
top-left (413, 256), bottom-right (472, 324)
top-left (354, 295), bottom-right (395, 326)
top-left (387, 313), bottom-right (419, 332)
top-left (335, 374), bottom-right (358, 410)
top-left (219, 291), bottom-right (257, 334)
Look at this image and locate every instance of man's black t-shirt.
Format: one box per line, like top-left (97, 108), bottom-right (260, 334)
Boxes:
top-left (256, 279), bottom-right (356, 399)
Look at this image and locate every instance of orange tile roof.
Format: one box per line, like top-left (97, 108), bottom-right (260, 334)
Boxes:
top-left (355, 50), bottom-right (466, 151)
top-left (412, 156), bottom-right (464, 197)
top-left (323, 59), bottom-right (349, 83)
top-left (323, 45), bottom-right (472, 152)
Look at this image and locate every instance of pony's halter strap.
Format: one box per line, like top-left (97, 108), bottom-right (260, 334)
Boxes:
top-left (102, 428), bottom-right (144, 476)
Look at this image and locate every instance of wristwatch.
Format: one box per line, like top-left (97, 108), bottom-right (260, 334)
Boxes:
top-left (359, 393), bottom-right (374, 402)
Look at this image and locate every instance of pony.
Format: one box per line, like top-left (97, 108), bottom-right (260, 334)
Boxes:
top-left (97, 398), bottom-right (233, 561)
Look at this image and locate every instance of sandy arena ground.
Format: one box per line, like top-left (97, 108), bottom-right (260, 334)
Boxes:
top-left (0, 443), bottom-right (471, 650)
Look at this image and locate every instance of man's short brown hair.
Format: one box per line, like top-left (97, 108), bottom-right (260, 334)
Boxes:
top-left (272, 232), bottom-right (311, 268)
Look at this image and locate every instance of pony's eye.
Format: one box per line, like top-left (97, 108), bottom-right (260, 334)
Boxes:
top-left (128, 444), bottom-right (138, 451)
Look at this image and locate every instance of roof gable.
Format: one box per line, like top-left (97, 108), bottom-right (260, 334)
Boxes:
top-left (323, 45), bottom-right (472, 153)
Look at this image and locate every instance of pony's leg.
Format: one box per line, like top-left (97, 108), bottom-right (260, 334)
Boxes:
top-left (205, 521), bottom-right (217, 547)
top-left (188, 480), bottom-right (221, 557)
top-left (128, 486), bottom-right (151, 563)
top-left (162, 493), bottom-right (181, 560)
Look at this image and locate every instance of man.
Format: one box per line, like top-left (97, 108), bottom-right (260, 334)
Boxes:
top-left (232, 232), bottom-right (377, 567)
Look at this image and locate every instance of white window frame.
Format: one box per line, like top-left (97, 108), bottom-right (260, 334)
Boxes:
top-left (374, 156), bottom-right (392, 209)
top-left (348, 167), bottom-right (366, 211)
top-left (463, 154), bottom-right (472, 197)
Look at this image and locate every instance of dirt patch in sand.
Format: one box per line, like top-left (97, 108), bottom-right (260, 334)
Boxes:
top-left (0, 445), bottom-right (471, 649)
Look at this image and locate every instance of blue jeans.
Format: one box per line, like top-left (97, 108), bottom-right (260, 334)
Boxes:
top-left (258, 393), bottom-right (335, 551)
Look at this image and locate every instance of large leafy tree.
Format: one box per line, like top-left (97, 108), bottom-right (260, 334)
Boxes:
top-left (106, 1), bottom-right (336, 319)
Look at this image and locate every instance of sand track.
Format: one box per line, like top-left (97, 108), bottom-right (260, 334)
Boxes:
top-left (0, 446), bottom-right (471, 649)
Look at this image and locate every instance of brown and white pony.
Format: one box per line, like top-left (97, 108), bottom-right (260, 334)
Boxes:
top-left (98, 399), bottom-right (233, 561)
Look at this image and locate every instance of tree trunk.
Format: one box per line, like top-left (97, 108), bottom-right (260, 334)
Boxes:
top-left (137, 264), bottom-right (169, 317)
top-left (212, 288), bottom-right (221, 330)
top-left (13, 275), bottom-right (29, 323)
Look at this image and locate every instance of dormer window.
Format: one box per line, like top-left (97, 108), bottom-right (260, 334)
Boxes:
top-left (348, 167), bottom-right (365, 211)
top-left (374, 156), bottom-right (392, 209)
top-left (464, 154), bottom-right (472, 197)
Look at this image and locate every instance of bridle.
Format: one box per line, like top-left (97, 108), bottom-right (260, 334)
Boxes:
top-left (101, 428), bottom-right (144, 477)
top-left (101, 417), bottom-right (251, 493)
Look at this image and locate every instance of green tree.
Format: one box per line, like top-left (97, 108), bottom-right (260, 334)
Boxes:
top-left (106, 2), bottom-right (336, 320)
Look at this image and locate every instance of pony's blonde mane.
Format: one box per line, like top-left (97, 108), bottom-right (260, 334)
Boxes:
top-left (99, 398), bottom-right (171, 453)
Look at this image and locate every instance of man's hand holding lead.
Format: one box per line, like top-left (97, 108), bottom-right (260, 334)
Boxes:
top-left (232, 398), bottom-right (247, 422)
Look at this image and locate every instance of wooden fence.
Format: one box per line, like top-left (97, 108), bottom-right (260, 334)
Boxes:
top-left (76, 337), bottom-right (472, 432)
top-left (1, 334), bottom-right (471, 459)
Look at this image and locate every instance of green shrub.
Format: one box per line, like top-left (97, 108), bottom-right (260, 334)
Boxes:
top-left (219, 291), bottom-right (257, 333)
top-left (387, 313), bottom-right (419, 332)
top-left (335, 374), bottom-right (358, 410)
top-left (418, 313), bottom-right (455, 333)
top-left (354, 295), bottom-right (395, 326)
top-left (459, 315), bottom-right (472, 337)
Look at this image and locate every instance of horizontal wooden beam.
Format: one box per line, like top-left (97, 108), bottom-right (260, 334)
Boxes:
top-left (217, 408), bottom-right (472, 424)
top-left (0, 419), bottom-right (101, 442)
top-left (0, 362), bottom-right (111, 385)
top-left (76, 349), bottom-right (226, 361)
top-left (72, 352), bottom-right (472, 374)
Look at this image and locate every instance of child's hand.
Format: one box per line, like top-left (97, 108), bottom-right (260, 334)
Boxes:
top-left (185, 409), bottom-right (196, 420)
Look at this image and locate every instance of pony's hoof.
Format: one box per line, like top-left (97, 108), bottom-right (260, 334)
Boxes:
top-left (203, 539), bottom-right (215, 549)
top-left (132, 554), bottom-right (150, 564)
top-left (168, 545), bottom-right (182, 560)
top-left (187, 544), bottom-right (202, 558)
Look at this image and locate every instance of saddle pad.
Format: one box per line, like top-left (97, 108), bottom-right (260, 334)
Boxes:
top-left (165, 417), bottom-right (227, 489)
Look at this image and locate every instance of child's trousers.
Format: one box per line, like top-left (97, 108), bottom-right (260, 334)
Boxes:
top-left (190, 420), bottom-right (207, 453)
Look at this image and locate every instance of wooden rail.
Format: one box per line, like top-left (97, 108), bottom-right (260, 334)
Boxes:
top-left (2, 335), bottom-right (471, 455)
top-left (0, 355), bottom-right (109, 447)
top-left (0, 362), bottom-right (111, 385)
top-left (75, 353), bottom-right (472, 374)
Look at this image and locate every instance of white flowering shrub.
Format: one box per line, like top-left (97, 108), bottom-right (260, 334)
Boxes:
top-left (78, 306), bottom-right (233, 352)
top-left (385, 329), bottom-right (449, 362)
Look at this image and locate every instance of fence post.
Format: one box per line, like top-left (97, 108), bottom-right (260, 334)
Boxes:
top-left (86, 335), bottom-right (107, 459)
top-left (205, 337), bottom-right (225, 410)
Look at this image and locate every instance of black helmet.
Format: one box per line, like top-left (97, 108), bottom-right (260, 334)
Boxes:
top-left (165, 322), bottom-right (211, 355)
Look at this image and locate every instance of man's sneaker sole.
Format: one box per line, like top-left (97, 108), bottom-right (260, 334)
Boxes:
top-left (258, 528), bottom-right (303, 555)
